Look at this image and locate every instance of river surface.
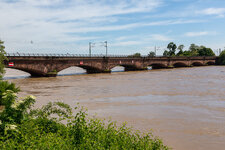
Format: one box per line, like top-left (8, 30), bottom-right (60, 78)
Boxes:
top-left (4, 66), bottom-right (225, 150)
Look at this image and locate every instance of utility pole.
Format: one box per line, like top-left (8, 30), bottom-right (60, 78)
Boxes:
top-left (105, 41), bottom-right (108, 57)
top-left (154, 46), bottom-right (156, 56)
top-left (154, 46), bottom-right (160, 56)
top-left (89, 42), bottom-right (91, 57)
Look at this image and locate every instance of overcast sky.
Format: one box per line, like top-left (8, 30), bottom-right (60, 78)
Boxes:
top-left (0, 0), bottom-right (225, 55)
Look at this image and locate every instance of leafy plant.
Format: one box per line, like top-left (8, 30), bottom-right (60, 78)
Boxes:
top-left (0, 94), bottom-right (168, 149)
top-left (0, 40), bottom-right (7, 79)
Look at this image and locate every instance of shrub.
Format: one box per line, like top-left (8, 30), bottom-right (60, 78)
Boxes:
top-left (0, 90), bottom-right (168, 149)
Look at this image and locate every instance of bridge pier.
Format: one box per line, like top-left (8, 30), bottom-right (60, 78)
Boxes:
top-left (124, 67), bottom-right (148, 71)
top-left (86, 69), bottom-right (111, 74)
top-left (29, 72), bottom-right (57, 77)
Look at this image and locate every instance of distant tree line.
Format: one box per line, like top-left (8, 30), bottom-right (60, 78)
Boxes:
top-left (125, 42), bottom-right (225, 65)
top-left (163, 42), bottom-right (215, 57)
top-left (128, 53), bottom-right (142, 58)
top-left (129, 42), bottom-right (217, 58)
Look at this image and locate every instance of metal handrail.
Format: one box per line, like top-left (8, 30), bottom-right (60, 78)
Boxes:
top-left (5, 53), bottom-right (217, 59)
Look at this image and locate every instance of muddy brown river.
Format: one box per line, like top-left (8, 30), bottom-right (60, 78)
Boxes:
top-left (4, 66), bottom-right (225, 150)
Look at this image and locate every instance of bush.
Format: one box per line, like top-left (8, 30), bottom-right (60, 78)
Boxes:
top-left (0, 87), bottom-right (168, 149)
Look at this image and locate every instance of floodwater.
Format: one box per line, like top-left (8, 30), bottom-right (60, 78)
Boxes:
top-left (4, 66), bottom-right (225, 150)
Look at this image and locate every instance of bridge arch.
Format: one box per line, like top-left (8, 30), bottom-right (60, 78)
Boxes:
top-left (111, 66), bottom-right (125, 72)
top-left (148, 63), bottom-right (167, 69)
top-left (109, 64), bottom-right (144, 72)
top-left (191, 62), bottom-right (204, 66)
top-left (5, 66), bottom-right (47, 77)
top-left (58, 66), bottom-right (86, 76)
top-left (173, 62), bottom-right (189, 68)
top-left (57, 65), bottom-right (106, 74)
top-left (4, 68), bottom-right (31, 79)
top-left (206, 61), bottom-right (215, 65)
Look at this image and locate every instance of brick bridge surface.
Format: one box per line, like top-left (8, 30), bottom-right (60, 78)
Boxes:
top-left (5, 56), bottom-right (216, 77)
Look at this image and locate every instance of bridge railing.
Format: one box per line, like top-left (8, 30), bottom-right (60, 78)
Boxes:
top-left (6, 53), bottom-right (153, 58)
top-left (5, 53), bottom-right (216, 59)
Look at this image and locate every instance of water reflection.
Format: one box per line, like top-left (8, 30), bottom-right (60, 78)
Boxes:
top-left (111, 66), bottom-right (125, 72)
top-left (58, 66), bottom-right (86, 76)
top-left (3, 68), bottom-right (30, 79)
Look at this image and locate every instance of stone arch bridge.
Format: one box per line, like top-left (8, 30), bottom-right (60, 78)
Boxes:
top-left (5, 54), bottom-right (216, 77)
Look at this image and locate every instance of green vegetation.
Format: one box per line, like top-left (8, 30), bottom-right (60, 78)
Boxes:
top-left (163, 42), bottom-right (215, 57)
top-left (0, 40), bottom-right (7, 79)
top-left (148, 51), bottom-right (156, 57)
top-left (0, 96), bottom-right (168, 149)
top-left (176, 45), bottom-right (184, 56)
top-left (218, 50), bottom-right (225, 65)
top-left (128, 53), bottom-right (141, 58)
top-left (163, 42), bottom-right (177, 56)
top-left (0, 40), bottom-right (168, 149)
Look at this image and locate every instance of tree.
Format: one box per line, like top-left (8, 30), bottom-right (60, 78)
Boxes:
top-left (148, 51), bottom-right (155, 57)
top-left (0, 40), bottom-right (7, 79)
top-left (178, 45), bottom-right (184, 51)
top-left (128, 53), bottom-right (141, 58)
top-left (167, 42), bottom-right (177, 56)
top-left (182, 50), bottom-right (193, 56)
top-left (177, 45), bottom-right (184, 56)
top-left (218, 50), bottom-right (225, 65)
top-left (163, 50), bottom-right (170, 57)
top-left (198, 47), bottom-right (215, 56)
top-left (189, 44), bottom-right (199, 56)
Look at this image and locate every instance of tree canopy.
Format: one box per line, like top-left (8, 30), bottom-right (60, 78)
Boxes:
top-left (162, 42), bottom-right (215, 57)
top-left (218, 50), bottom-right (225, 65)
top-left (166, 42), bottom-right (177, 56)
top-left (148, 51), bottom-right (155, 57)
top-left (198, 47), bottom-right (215, 56)
top-left (177, 45), bottom-right (184, 56)
top-left (128, 53), bottom-right (141, 58)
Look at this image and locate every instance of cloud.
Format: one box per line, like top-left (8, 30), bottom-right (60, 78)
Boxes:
top-left (185, 31), bottom-right (209, 37)
top-left (151, 34), bottom-right (172, 41)
top-left (111, 41), bottom-right (143, 47)
top-left (0, 0), bottom-right (223, 54)
top-left (0, 0), bottom-right (163, 52)
top-left (197, 8), bottom-right (225, 17)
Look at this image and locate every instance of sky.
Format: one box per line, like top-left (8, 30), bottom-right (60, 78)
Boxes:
top-left (0, 0), bottom-right (225, 55)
